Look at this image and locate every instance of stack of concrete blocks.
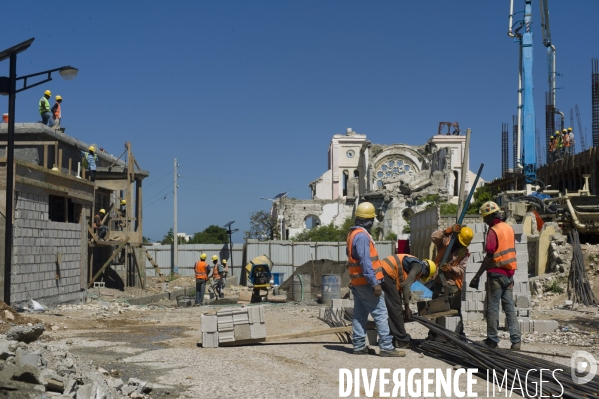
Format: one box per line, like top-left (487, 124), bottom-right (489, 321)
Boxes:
top-left (201, 305), bottom-right (267, 348)
top-left (461, 224), bottom-right (532, 326)
top-left (12, 188), bottom-right (87, 306)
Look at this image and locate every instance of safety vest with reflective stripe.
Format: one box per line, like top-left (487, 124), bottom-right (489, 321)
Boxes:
top-left (194, 261), bottom-right (209, 280)
top-left (346, 228), bottom-right (384, 286)
top-left (53, 102), bottom-right (61, 119)
top-left (434, 246), bottom-right (469, 290)
top-left (490, 222), bottom-right (517, 271)
top-left (380, 254), bottom-right (420, 291)
top-left (212, 263), bottom-right (221, 280)
top-left (39, 97), bottom-right (50, 114)
top-left (549, 140), bottom-right (556, 152)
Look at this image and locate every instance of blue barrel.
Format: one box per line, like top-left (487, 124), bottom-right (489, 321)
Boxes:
top-left (321, 274), bottom-right (342, 306)
top-left (272, 272), bottom-right (285, 286)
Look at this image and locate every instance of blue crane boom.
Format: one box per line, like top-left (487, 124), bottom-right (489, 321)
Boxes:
top-left (508, 0), bottom-right (537, 184)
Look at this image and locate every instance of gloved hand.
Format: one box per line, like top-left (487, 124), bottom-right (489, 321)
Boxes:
top-left (403, 305), bottom-right (412, 321)
top-left (373, 285), bottom-right (382, 297)
top-left (441, 263), bottom-right (452, 273)
top-left (444, 224), bottom-right (462, 235)
top-left (469, 276), bottom-right (480, 290)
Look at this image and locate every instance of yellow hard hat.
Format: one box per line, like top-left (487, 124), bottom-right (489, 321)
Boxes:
top-left (356, 202), bottom-right (376, 219)
top-left (550, 135), bottom-right (554, 139)
top-left (568, 127), bottom-right (573, 132)
top-left (200, 253), bottom-right (207, 260)
top-left (556, 131), bottom-right (561, 135)
top-left (480, 201), bottom-right (500, 217)
top-left (458, 226), bottom-right (474, 246)
top-left (55, 95), bottom-right (62, 101)
top-left (222, 259), bottom-right (227, 264)
top-left (88, 146), bottom-right (95, 152)
top-left (421, 259), bottom-right (436, 282)
top-left (562, 129), bottom-right (568, 133)
top-left (44, 90), bottom-right (51, 96)
top-left (120, 200), bottom-right (126, 205)
top-left (212, 255), bottom-right (219, 261)
top-left (99, 209), bottom-right (106, 214)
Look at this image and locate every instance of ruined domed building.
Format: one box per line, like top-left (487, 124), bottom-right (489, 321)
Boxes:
top-left (272, 127), bottom-right (484, 240)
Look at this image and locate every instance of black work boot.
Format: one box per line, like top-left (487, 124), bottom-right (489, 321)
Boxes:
top-left (380, 349), bottom-right (406, 357)
top-left (482, 338), bottom-right (498, 349)
top-left (353, 347), bottom-right (369, 355)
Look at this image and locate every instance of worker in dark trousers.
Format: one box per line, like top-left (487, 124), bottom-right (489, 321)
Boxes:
top-left (428, 224), bottom-right (472, 340)
top-left (194, 253), bottom-right (209, 305)
top-left (380, 254), bottom-right (436, 348)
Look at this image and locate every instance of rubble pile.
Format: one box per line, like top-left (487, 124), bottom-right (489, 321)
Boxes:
top-left (548, 232), bottom-right (573, 273)
top-left (0, 324), bottom-right (155, 398)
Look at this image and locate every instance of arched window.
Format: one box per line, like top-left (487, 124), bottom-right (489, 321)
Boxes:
top-left (453, 171), bottom-right (459, 197)
top-left (343, 170), bottom-right (349, 196)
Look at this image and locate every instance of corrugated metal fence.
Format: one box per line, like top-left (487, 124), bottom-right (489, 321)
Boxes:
top-left (144, 240), bottom-right (396, 285)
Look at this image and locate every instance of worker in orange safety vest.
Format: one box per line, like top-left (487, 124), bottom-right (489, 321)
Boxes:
top-left (194, 253), bottom-right (209, 305)
top-left (51, 95), bottom-right (62, 129)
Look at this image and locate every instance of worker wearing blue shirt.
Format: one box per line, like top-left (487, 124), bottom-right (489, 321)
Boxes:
top-left (346, 202), bottom-right (405, 357)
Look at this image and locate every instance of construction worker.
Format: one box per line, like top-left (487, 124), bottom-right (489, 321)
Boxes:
top-left (80, 146), bottom-right (98, 182)
top-left (51, 95), bottom-right (62, 129)
top-left (209, 255), bottom-right (225, 298)
top-left (380, 254), bottom-right (436, 348)
top-left (548, 135), bottom-right (556, 162)
top-left (194, 253), bottom-right (210, 305)
top-left (39, 90), bottom-right (53, 126)
top-left (428, 224), bottom-right (473, 340)
top-left (563, 129), bottom-right (570, 155)
top-left (555, 131), bottom-right (563, 157)
top-left (118, 200), bottom-right (126, 230)
top-left (469, 201), bottom-right (521, 350)
top-left (568, 127), bottom-right (575, 154)
top-left (221, 259), bottom-right (229, 289)
top-left (93, 209), bottom-right (108, 239)
top-left (347, 202), bottom-right (405, 357)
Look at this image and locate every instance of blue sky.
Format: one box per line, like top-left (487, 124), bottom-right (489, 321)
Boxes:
top-left (2, 1), bottom-right (598, 242)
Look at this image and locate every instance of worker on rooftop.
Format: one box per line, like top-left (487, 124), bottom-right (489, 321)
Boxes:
top-left (469, 201), bottom-right (521, 351)
top-left (346, 202), bottom-right (405, 357)
top-left (194, 253), bottom-right (210, 305)
top-left (428, 224), bottom-right (472, 340)
top-left (51, 95), bottom-right (62, 130)
top-left (80, 146), bottom-right (98, 182)
top-left (379, 253), bottom-right (436, 348)
top-left (39, 90), bottom-right (53, 127)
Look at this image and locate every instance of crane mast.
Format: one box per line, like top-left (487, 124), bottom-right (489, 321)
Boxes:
top-left (508, 0), bottom-right (537, 184)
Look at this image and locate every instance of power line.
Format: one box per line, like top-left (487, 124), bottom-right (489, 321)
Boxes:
top-left (144, 169), bottom-right (172, 190)
top-left (143, 192), bottom-right (171, 209)
top-left (178, 186), bottom-right (271, 197)
top-left (179, 175), bottom-right (283, 187)
top-left (179, 165), bottom-right (307, 180)
top-left (145, 182), bottom-right (173, 202)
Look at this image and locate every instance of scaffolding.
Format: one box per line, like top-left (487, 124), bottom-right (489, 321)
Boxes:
top-left (545, 92), bottom-right (555, 162)
top-left (502, 123), bottom-right (509, 176)
top-left (593, 58), bottom-right (599, 148)
top-left (512, 115), bottom-right (518, 170)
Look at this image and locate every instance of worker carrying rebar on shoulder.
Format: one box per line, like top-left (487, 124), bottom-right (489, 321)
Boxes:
top-left (563, 128), bottom-right (570, 155)
top-left (468, 201), bottom-right (521, 351)
top-left (427, 224), bottom-right (473, 340)
top-left (379, 253), bottom-right (436, 349)
top-left (346, 202), bottom-right (406, 357)
top-left (194, 253), bottom-right (210, 305)
top-left (39, 90), bottom-right (53, 127)
top-left (209, 255), bottom-right (225, 299)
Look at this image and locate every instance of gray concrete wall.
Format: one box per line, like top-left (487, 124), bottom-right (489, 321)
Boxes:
top-left (12, 186), bottom-right (85, 306)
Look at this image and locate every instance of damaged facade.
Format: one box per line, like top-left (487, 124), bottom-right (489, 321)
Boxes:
top-left (0, 123), bottom-right (148, 306)
top-left (274, 128), bottom-right (483, 239)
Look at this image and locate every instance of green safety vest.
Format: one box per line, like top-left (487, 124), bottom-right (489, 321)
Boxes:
top-left (39, 97), bottom-right (50, 114)
top-left (556, 136), bottom-right (563, 148)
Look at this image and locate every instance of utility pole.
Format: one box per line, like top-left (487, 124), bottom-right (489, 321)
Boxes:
top-left (173, 158), bottom-right (178, 275)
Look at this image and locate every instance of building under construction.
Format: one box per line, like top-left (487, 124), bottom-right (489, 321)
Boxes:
top-left (0, 123), bottom-right (149, 306)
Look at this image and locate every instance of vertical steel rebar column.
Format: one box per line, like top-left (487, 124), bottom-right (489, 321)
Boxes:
top-left (502, 123), bottom-right (509, 176)
top-left (592, 58), bottom-right (599, 148)
top-left (545, 92), bottom-right (555, 163)
top-left (512, 115), bottom-right (518, 170)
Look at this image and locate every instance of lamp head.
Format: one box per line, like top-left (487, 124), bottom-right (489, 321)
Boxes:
top-left (59, 66), bottom-right (78, 81)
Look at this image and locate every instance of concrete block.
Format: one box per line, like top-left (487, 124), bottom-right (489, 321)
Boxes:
top-left (15, 348), bottom-right (39, 368)
top-left (468, 243), bottom-right (484, 253)
top-left (436, 316), bottom-right (461, 333)
top-left (515, 234), bottom-right (528, 243)
top-left (233, 313), bottom-right (249, 325)
top-left (318, 307), bottom-right (327, 319)
top-left (461, 301), bottom-right (469, 312)
top-left (332, 298), bottom-right (344, 310)
top-left (342, 299), bottom-right (353, 308)
top-left (217, 315), bottom-right (233, 324)
top-left (202, 332), bottom-right (219, 348)
top-left (201, 315), bottom-right (218, 333)
top-left (234, 324), bottom-right (251, 340)
top-left (516, 243), bottom-right (528, 253)
top-left (248, 306), bottom-right (260, 324)
top-left (366, 329), bottom-right (378, 346)
top-left (471, 232), bottom-right (485, 243)
top-left (250, 322), bottom-right (267, 339)
top-left (216, 308), bottom-right (233, 316)
top-left (217, 322), bottom-right (234, 331)
top-left (517, 308), bottom-right (530, 318)
top-left (533, 319), bottom-right (559, 333)
top-left (515, 295), bottom-right (530, 308)
top-left (464, 311), bottom-right (484, 321)
top-left (218, 330), bottom-right (235, 343)
top-left (511, 224), bottom-right (524, 234)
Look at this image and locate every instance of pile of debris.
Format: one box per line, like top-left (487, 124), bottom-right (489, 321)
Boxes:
top-left (548, 232), bottom-right (573, 273)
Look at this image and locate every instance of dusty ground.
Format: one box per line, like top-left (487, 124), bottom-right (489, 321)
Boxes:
top-left (27, 297), bottom-right (597, 399)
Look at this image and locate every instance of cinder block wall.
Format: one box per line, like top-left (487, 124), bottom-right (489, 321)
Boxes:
top-left (12, 187), bottom-right (85, 306)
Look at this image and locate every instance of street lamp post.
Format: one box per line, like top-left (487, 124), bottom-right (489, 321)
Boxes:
top-left (0, 37), bottom-right (78, 304)
top-left (223, 221), bottom-right (238, 278)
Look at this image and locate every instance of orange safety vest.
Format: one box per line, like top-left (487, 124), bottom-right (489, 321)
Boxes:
top-left (549, 140), bottom-right (556, 152)
top-left (53, 102), bottom-right (61, 119)
top-left (346, 228), bottom-right (384, 286)
top-left (194, 261), bottom-right (209, 280)
top-left (490, 222), bottom-right (517, 271)
top-left (212, 263), bottom-right (221, 280)
top-left (380, 254), bottom-right (420, 291)
top-left (564, 136), bottom-right (570, 147)
top-left (434, 245), bottom-right (469, 290)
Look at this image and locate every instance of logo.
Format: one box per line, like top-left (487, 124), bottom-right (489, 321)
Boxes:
top-left (571, 351), bottom-right (597, 385)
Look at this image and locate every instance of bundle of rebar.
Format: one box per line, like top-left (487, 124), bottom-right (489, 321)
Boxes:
top-left (318, 306), bottom-right (351, 343)
top-left (412, 315), bottom-right (599, 398)
top-left (567, 229), bottom-right (598, 306)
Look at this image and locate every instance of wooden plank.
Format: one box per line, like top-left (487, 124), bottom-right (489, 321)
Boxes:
top-left (141, 248), bottom-right (163, 277)
top-left (16, 176), bottom-right (93, 202)
top-left (43, 145), bottom-right (48, 169)
top-left (219, 326), bottom-right (353, 347)
top-left (131, 248), bottom-right (145, 289)
top-left (417, 309), bottom-right (458, 321)
top-left (68, 158), bottom-right (72, 176)
top-left (0, 141), bottom-right (58, 146)
top-left (87, 237), bottom-right (130, 288)
top-left (58, 149), bottom-right (62, 172)
top-left (86, 224), bottom-right (99, 243)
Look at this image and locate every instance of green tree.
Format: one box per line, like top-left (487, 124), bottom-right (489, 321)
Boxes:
top-left (142, 236), bottom-right (152, 243)
top-left (245, 210), bottom-right (280, 241)
top-left (383, 231), bottom-right (398, 241)
top-left (189, 225), bottom-right (229, 244)
top-left (291, 217), bottom-right (354, 242)
top-left (160, 228), bottom-right (186, 245)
